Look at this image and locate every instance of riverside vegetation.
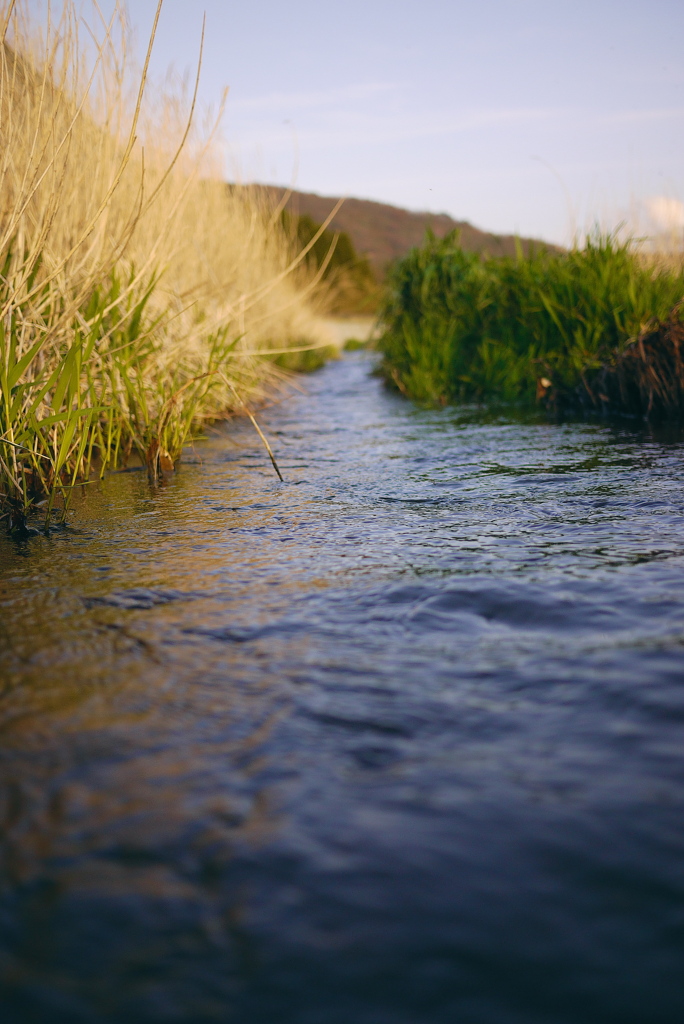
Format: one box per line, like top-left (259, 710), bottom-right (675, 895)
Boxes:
top-left (0, 0), bottom-right (334, 533)
top-left (5, 2), bottom-right (683, 542)
top-left (378, 231), bottom-right (684, 418)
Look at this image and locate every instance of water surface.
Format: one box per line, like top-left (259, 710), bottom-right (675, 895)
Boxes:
top-left (1, 353), bottom-right (684, 1023)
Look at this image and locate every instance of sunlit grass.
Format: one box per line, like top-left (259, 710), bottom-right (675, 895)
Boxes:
top-left (0, 0), bottom-right (330, 531)
top-left (378, 231), bottom-right (684, 411)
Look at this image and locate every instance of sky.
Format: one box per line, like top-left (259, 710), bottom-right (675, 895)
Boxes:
top-left (95, 1), bottom-right (684, 245)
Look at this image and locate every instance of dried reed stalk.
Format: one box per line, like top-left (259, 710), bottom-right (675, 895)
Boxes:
top-left (0, 0), bottom-right (331, 529)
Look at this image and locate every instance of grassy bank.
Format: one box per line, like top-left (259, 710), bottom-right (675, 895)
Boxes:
top-left (378, 231), bottom-right (684, 415)
top-left (0, 0), bottom-right (330, 532)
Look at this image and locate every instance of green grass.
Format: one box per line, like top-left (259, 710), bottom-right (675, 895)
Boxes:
top-left (0, 253), bottom-right (233, 531)
top-left (343, 337), bottom-right (372, 351)
top-left (272, 341), bottom-right (338, 372)
top-left (0, 244), bottom-right (334, 535)
top-left (378, 231), bottom-right (684, 409)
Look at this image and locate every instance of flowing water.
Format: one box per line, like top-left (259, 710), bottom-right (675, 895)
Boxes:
top-left (1, 352), bottom-right (684, 1024)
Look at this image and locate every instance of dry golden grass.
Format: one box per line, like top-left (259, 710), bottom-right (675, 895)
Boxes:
top-left (0, 0), bottom-right (331, 529)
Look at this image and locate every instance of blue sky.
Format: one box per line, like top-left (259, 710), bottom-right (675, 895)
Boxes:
top-left (101, 1), bottom-right (683, 244)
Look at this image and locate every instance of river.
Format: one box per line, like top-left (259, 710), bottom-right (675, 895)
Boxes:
top-left (1, 351), bottom-right (684, 1023)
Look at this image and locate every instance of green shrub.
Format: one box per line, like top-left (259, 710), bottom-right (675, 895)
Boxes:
top-left (378, 231), bottom-right (684, 408)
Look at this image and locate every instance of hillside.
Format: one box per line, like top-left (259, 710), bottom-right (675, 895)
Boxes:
top-left (262, 187), bottom-right (560, 277)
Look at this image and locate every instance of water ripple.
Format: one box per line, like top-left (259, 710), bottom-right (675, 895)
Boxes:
top-left (1, 353), bottom-right (684, 1023)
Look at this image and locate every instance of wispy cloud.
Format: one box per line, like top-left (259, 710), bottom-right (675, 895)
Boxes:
top-left (225, 90), bottom-right (684, 162)
top-left (227, 105), bottom-right (554, 151)
top-left (597, 107), bottom-right (684, 125)
top-left (229, 82), bottom-right (399, 112)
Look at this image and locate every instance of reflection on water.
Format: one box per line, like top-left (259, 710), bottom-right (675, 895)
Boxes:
top-left (1, 353), bottom-right (684, 1023)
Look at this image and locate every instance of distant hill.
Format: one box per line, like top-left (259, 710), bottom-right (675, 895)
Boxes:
top-left (261, 187), bottom-right (560, 277)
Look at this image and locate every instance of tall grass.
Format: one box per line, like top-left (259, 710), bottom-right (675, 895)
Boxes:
top-left (378, 231), bottom-right (684, 410)
top-left (0, 0), bottom-right (329, 531)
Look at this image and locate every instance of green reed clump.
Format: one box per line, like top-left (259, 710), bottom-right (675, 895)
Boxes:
top-left (378, 231), bottom-right (684, 408)
top-left (0, 251), bottom-right (232, 531)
